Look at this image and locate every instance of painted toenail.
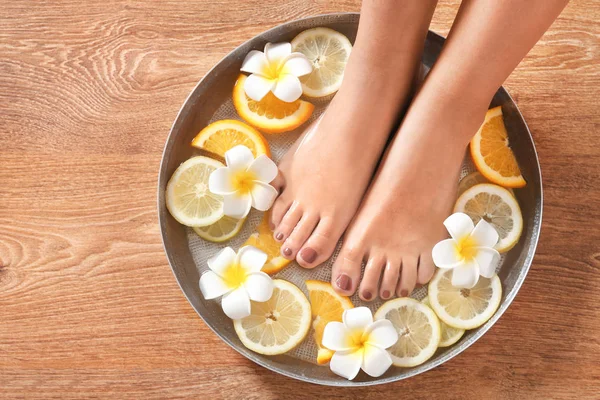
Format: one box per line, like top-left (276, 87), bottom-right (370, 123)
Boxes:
top-left (363, 291), bottom-right (372, 300)
top-left (299, 248), bottom-right (317, 263)
top-left (283, 247), bottom-right (292, 257)
top-left (269, 223), bottom-right (276, 230)
top-left (275, 233), bottom-right (284, 241)
top-left (400, 289), bottom-right (408, 297)
top-left (335, 274), bottom-right (351, 291)
top-left (382, 290), bottom-right (391, 299)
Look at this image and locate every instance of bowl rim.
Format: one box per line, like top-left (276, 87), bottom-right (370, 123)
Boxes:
top-left (157, 12), bottom-right (543, 386)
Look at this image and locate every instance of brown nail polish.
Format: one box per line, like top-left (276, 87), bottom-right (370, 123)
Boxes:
top-left (363, 291), bottom-right (372, 300)
top-left (269, 223), bottom-right (276, 230)
top-left (275, 233), bottom-right (284, 241)
top-left (400, 289), bottom-right (408, 297)
top-left (299, 247), bottom-right (317, 263)
top-left (335, 274), bottom-right (351, 291)
top-left (283, 247), bottom-right (292, 257)
top-left (382, 290), bottom-right (390, 299)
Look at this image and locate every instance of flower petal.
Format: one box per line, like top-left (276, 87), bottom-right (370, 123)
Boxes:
top-left (272, 74), bottom-right (303, 102)
top-left (444, 212), bottom-right (475, 241)
top-left (432, 239), bottom-right (462, 269)
top-left (206, 247), bottom-right (237, 276)
top-left (208, 167), bottom-right (235, 195)
top-left (364, 320), bottom-right (398, 349)
top-left (237, 245), bottom-right (268, 272)
top-left (221, 287), bottom-right (251, 319)
top-left (474, 247), bottom-right (500, 278)
top-left (322, 321), bottom-right (355, 351)
top-left (240, 50), bottom-right (269, 75)
top-left (451, 261), bottom-right (480, 288)
top-left (223, 193), bottom-right (252, 219)
top-left (329, 349), bottom-right (363, 380)
top-left (362, 344), bottom-right (393, 378)
top-left (243, 73), bottom-right (275, 101)
top-left (281, 53), bottom-right (313, 77)
top-left (343, 307), bottom-right (373, 332)
top-left (225, 145), bottom-right (255, 171)
top-left (470, 219), bottom-right (500, 248)
top-left (264, 42), bottom-right (291, 67)
top-left (199, 271), bottom-right (231, 300)
top-left (248, 155), bottom-right (278, 183)
top-left (244, 272), bottom-right (274, 302)
top-left (250, 181), bottom-right (278, 212)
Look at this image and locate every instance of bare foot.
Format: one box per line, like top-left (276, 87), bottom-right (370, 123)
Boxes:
top-left (331, 89), bottom-right (489, 301)
top-left (270, 70), bottom-right (412, 268)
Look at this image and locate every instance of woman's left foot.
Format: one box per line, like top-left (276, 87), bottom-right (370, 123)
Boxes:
top-left (331, 90), bottom-right (489, 301)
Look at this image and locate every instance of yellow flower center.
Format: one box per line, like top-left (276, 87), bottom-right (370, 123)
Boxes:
top-left (350, 330), bottom-right (368, 350)
top-left (455, 235), bottom-right (478, 261)
top-left (221, 262), bottom-right (248, 289)
top-left (231, 169), bottom-right (257, 195)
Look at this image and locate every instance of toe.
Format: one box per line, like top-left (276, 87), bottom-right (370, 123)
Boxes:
top-left (270, 195), bottom-right (292, 230)
top-left (270, 169), bottom-right (285, 194)
top-left (273, 201), bottom-right (302, 242)
top-left (417, 252), bottom-right (436, 285)
top-left (296, 217), bottom-right (341, 269)
top-left (358, 255), bottom-right (385, 302)
top-left (379, 259), bottom-right (400, 300)
top-left (396, 256), bottom-right (418, 297)
top-left (331, 243), bottom-right (364, 296)
top-left (281, 212), bottom-right (319, 260)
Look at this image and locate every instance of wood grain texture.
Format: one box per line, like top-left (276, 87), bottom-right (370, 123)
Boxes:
top-left (1, 0), bottom-right (599, 399)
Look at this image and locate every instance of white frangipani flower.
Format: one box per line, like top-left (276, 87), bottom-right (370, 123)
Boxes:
top-left (241, 42), bottom-right (313, 102)
top-left (322, 307), bottom-right (398, 380)
top-left (208, 145), bottom-right (278, 219)
top-left (199, 246), bottom-right (274, 320)
top-left (432, 212), bottom-right (501, 289)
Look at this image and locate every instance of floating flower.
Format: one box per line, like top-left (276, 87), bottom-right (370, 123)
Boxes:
top-left (199, 246), bottom-right (274, 319)
top-left (209, 145), bottom-right (278, 219)
top-left (322, 307), bottom-right (398, 380)
top-left (241, 42), bottom-right (313, 102)
top-left (432, 212), bottom-right (500, 289)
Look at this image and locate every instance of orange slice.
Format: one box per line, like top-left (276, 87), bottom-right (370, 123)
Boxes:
top-left (232, 74), bottom-right (314, 134)
top-left (191, 119), bottom-right (270, 159)
top-left (243, 212), bottom-right (291, 275)
top-left (470, 106), bottom-right (526, 188)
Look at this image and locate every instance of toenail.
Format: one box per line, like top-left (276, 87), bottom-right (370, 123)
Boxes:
top-left (400, 289), bottom-right (408, 297)
top-left (382, 290), bottom-right (391, 299)
top-left (335, 274), bottom-right (351, 291)
top-left (275, 233), bottom-right (284, 241)
top-left (269, 223), bottom-right (276, 230)
top-left (299, 247), bottom-right (317, 263)
top-left (363, 291), bottom-right (372, 300)
top-left (283, 247), bottom-right (292, 257)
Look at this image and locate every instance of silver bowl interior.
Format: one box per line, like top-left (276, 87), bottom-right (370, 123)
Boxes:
top-left (157, 13), bottom-right (542, 386)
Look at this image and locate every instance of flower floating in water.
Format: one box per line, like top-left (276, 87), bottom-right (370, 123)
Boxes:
top-left (241, 42), bottom-right (313, 102)
top-left (432, 212), bottom-right (500, 288)
top-left (199, 246), bottom-right (274, 319)
top-left (322, 307), bottom-right (398, 380)
top-left (209, 145), bottom-right (278, 219)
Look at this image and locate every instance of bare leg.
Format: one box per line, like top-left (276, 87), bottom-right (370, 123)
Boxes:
top-left (270, 1), bottom-right (438, 268)
top-left (333, 0), bottom-right (569, 300)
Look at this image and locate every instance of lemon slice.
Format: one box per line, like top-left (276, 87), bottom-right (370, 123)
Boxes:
top-left (470, 106), bottom-right (526, 188)
top-left (305, 280), bottom-right (354, 365)
top-left (193, 216), bottom-right (245, 243)
top-left (233, 75), bottom-right (314, 134)
top-left (233, 279), bottom-right (311, 355)
top-left (454, 183), bottom-right (523, 253)
top-left (243, 212), bottom-right (292, 275)
top-left (291, 27), bottom-right (352, 97)
top-left (191, 119), bottom-right (270, 159)
top-left (166, 156), bottom-right (224, 227)
top-left (374, 297), bottom-right (440, 367)
top-left (422, 296), bottom-right (465, 348)
top-left (428, 269), bottom-right (502, 330)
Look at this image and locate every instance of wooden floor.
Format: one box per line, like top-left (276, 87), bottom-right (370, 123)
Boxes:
top-left (1, 1), bottom-right (599, 399)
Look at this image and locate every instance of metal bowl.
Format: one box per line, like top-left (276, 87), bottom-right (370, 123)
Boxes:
top-left (158, 13), bottom-right (542, 386)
